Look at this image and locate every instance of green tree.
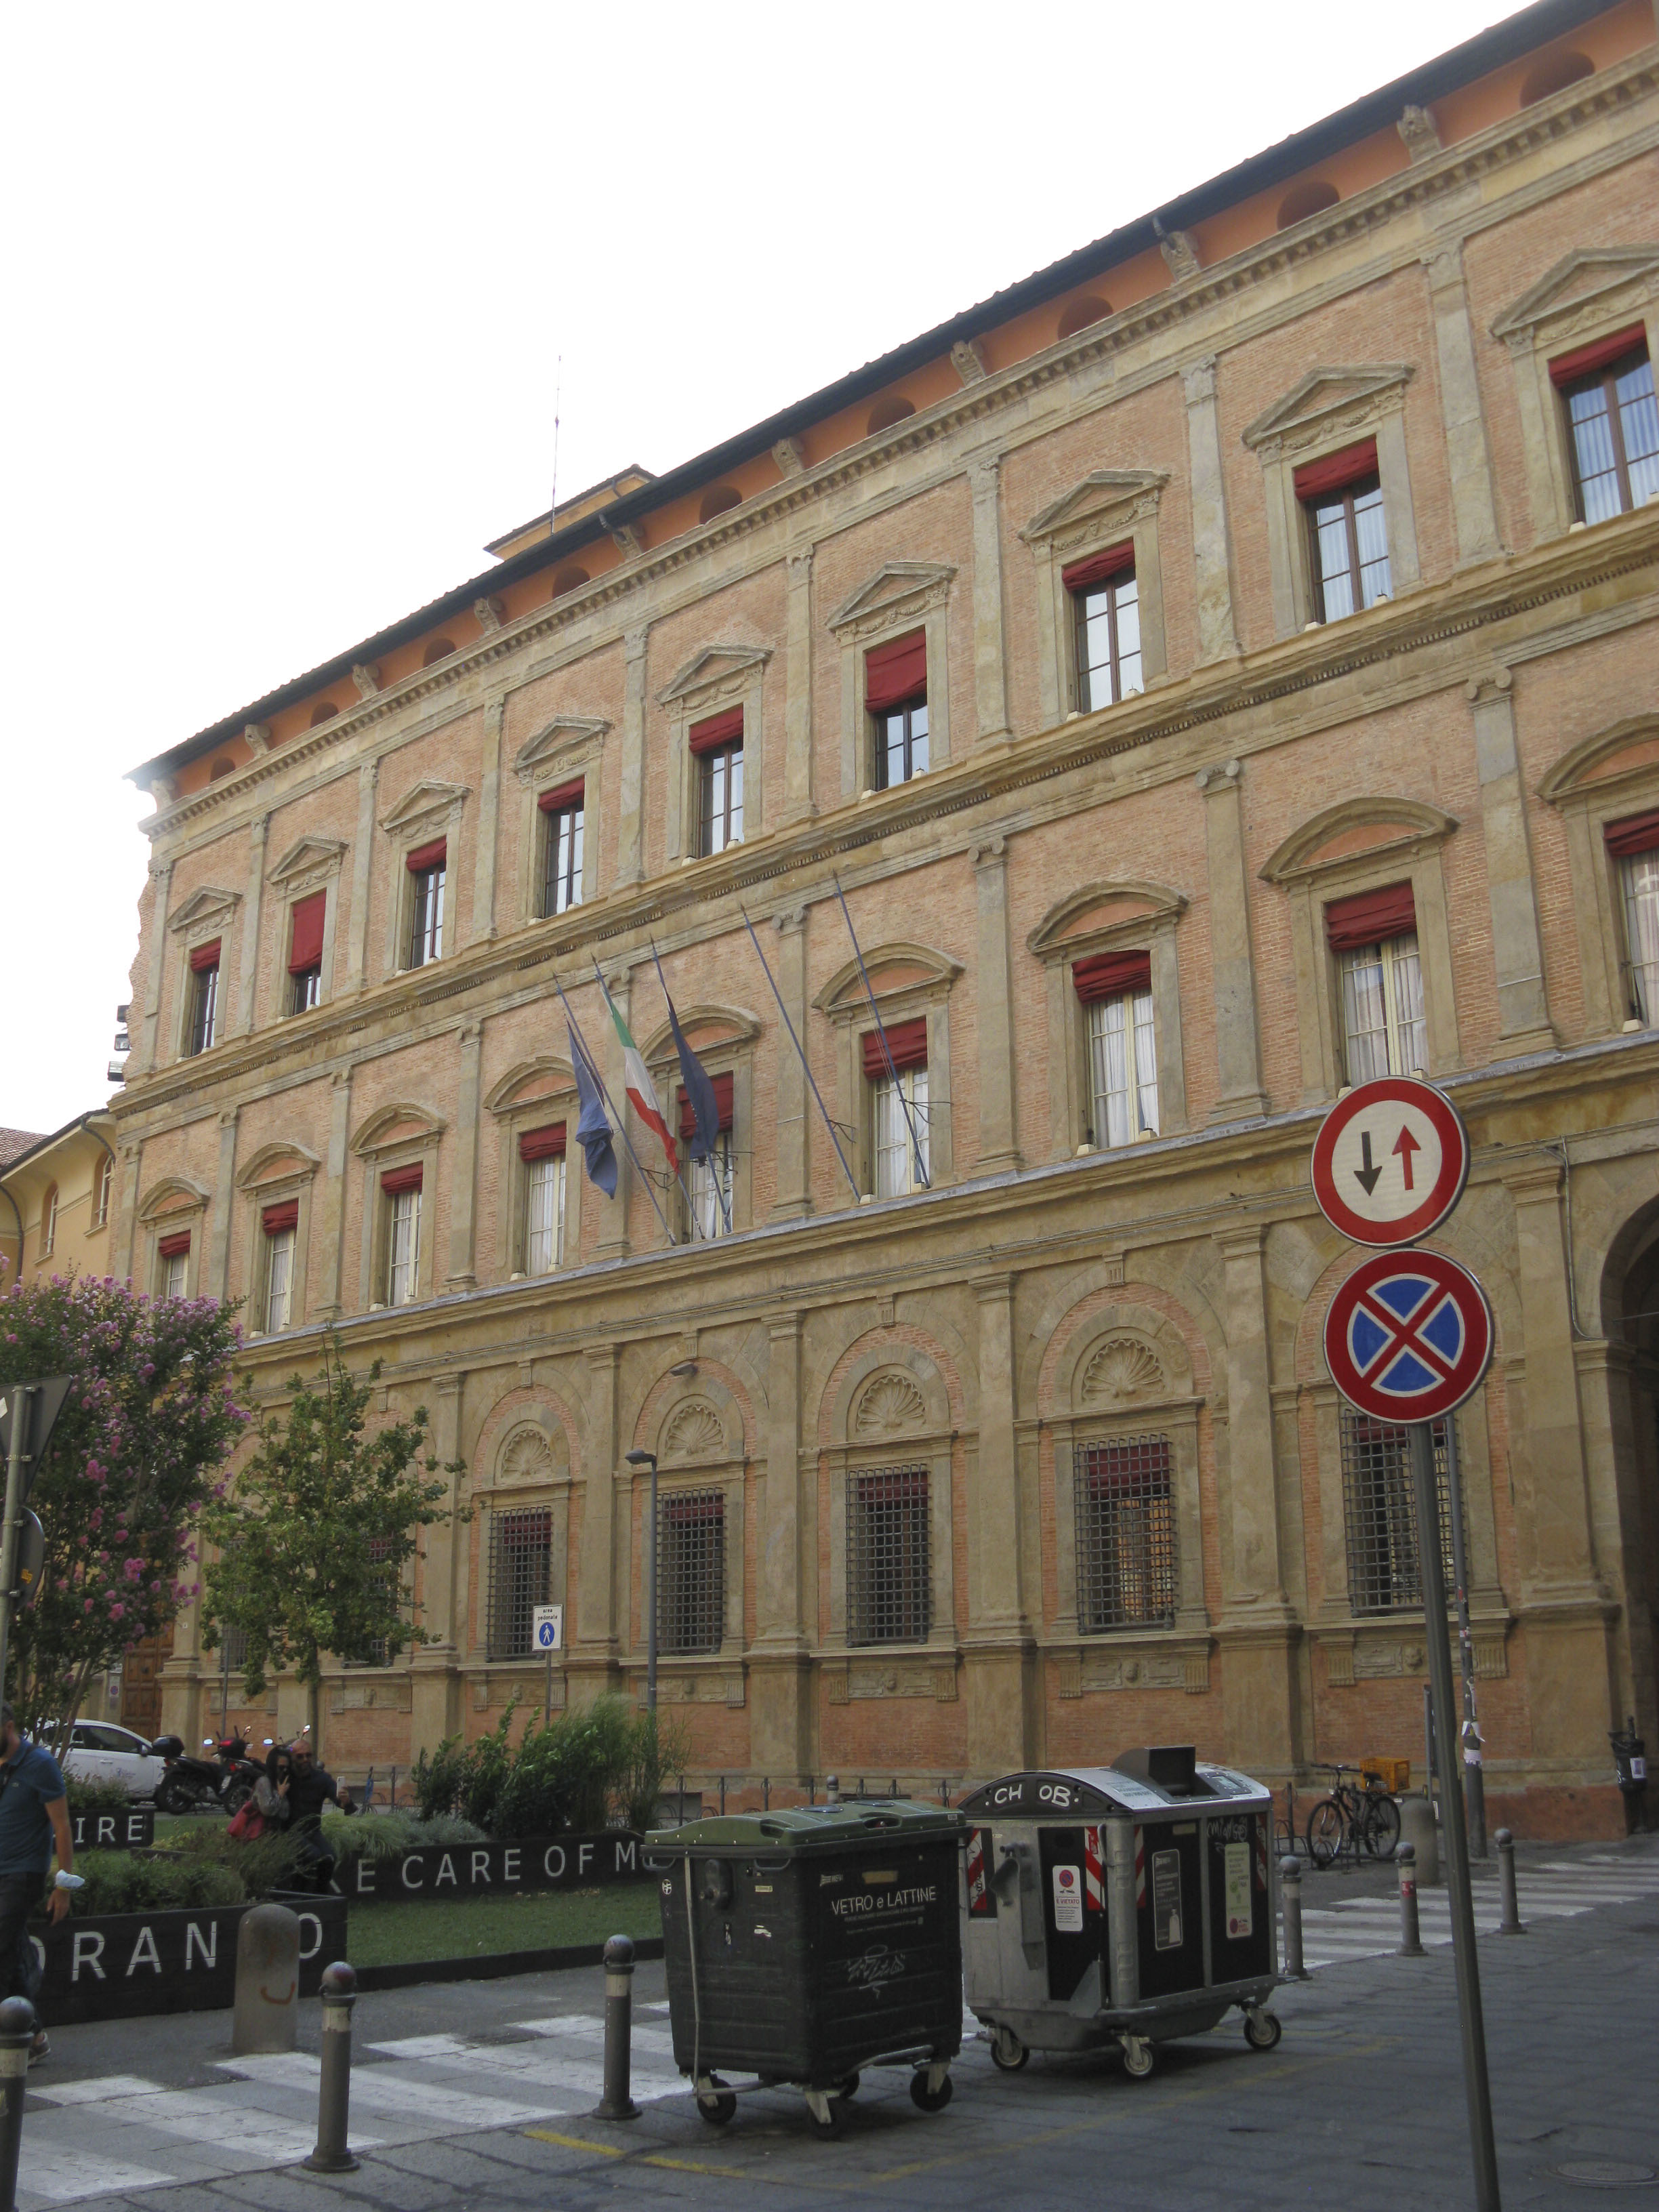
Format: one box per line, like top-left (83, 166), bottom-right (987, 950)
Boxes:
top-left (201, 1334), bottom-right (461, 1756)
top-left (0, 1271), bottom-right (247, 1737)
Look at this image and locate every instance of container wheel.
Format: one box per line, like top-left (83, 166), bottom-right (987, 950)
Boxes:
top-left (696, 2087), bottom-right (737, 2125)
top-left (989, 2027), bottom-right (1029, 2072)
top-left (1121, 2035), bottom-right (1156, 2079)
top-left (909, 2068), bottom-right (954, 2114)
top-left (1244, 2008), bottom-right (1283, 2052)
top-left (838, 2072), bottom-right (860, 2100)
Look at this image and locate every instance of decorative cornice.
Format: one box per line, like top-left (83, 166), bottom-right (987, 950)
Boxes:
top-left (827, 560), bottom-right (956, 635)
top-left (1490, 243), bottom-right (1659, 342)
top-left (657, 642), bottom-right (773, 708)
top-left (513, 716), bottom-right (611, 786)
top-left (1260, 797), bottom-right (1458, 884)
top-left (1242, 363), bottom-right (1415, 457)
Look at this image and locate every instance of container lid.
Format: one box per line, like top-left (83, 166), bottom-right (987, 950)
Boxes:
top-left (647, 1799), bottom-right (966, 1853)
top-left (957, 1760), bottom-right (1273, 1818)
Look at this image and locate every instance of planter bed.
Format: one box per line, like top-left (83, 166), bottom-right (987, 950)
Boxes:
top-left (30, 1893), bottom-right (346, 2026)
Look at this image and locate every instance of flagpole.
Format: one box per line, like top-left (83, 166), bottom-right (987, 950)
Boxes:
top-left (551, 971), bottom-right (678, 1246)
top-left (649, 940), bottom-right (733, 1237)
top-left (592, 956), bottom-right (705, 1245)
top-left (738, 903), bottom-right (863, 1204)
top-left (830, 874), bottom-right (930, 1191)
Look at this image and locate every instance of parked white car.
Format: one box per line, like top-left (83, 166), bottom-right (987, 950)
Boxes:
top-left (53, 1721), bottom-right (167, 1801)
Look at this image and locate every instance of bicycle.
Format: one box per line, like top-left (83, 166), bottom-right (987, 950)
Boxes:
top-left (1305, 1763), bottom-right (1401, 1866)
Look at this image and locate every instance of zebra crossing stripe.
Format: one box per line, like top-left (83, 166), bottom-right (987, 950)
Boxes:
top-left (20, 2151), bottom-right (180, 2205)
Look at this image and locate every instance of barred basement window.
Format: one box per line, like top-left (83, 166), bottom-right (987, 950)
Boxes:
top-left (218, 1624), bottom-right (248, 1679)
top-left (846, 1466), bottom-right (930, 1645)
top-left (365, 1534), bottom-right (394, 1666)
top-left (487, 1507), bottom-right (552, 1659)
top-left (1075, 1435), bottom-right (1176, 1632)
top-left (1340, 1409), bottom-right (1457, 1615)
top-left (658, 1489), bottom-right (724, 1655)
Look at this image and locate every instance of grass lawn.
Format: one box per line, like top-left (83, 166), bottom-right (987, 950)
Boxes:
top-left (344, 1883), bottom-right (664, 1967)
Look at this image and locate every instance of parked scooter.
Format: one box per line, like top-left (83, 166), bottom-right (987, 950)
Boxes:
top-left (148, 1733), bottom-right (259, 1814)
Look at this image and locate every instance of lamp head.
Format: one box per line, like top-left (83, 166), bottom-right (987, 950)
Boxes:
top-left (625, 1449), bottom-right (655, 1467)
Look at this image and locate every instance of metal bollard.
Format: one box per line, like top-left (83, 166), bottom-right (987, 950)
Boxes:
top-left (1495, 1828), bottom-right (1528, 1935)
top-left (594, 1935), bottom-right (640, 2121)
top-left (1397, 1842), bottom-right (1425, 1957)
top-left (1279, 1856), bottom-right (1309, 1979)
top-left (0, 1996), bottom-right (37, 2212)
top-left (304, 1962), bottom-right (360, 2173)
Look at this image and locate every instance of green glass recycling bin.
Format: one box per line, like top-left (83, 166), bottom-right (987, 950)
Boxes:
top-left (649, 1799), bottom-right (965, 2135)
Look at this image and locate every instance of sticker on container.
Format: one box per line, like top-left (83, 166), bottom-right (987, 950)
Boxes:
top-left (1223, 1840), bottom-right (1252, 1939)
top-left (1052, 1864), bottom-right (1083, 1932)
top-left (1151, 1848), bottom-right (1183, 1950)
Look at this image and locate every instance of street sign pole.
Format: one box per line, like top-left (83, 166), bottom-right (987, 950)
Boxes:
top-left (1410, 1420), bottom-right (1501, 2212)
top-left (1443, 1419), bottom-right (1487, 1858)
top-left (0, 1385), bottom-right (35, 1702)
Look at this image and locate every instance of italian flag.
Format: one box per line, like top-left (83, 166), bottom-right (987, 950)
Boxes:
top-left (598, 971), bottom-right (678, 1179)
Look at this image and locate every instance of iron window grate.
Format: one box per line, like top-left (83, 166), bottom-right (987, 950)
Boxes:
top-left (1075, 1434), bottom-right (1177, 1632)
top-left (487, 1507), bottom-right (552, 1660)
top-left (1340, 1410), bottom-right (1458, 1615)
top-left (847, 1465), bottom-right (930, 1645)
top-left (658, 1488), bottom-right (725, 1655)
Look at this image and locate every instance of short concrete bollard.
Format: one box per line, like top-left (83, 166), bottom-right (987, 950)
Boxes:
top-left (0, 1996), bottom-right (37, 2212)
top-left (1399, 1794), bottom-right (1439, 1885)
top-left (304, 1963), bottom-right (360, 2173)
top-left (1496, 1828), bottom-right (1528, 1936)
top-left (1397, 1842), bottom-right (1425, 1957)
top-left (1279, 1856), bottom-right (1309, 1980)
top-left (232, 1902), bottom-right (301, 2055)
top-left (594, 1935), bottom-right (640, 2121)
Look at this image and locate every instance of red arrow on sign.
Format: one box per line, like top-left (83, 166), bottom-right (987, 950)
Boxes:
top-left (1393, 1126), bottom-right (1420, 1191)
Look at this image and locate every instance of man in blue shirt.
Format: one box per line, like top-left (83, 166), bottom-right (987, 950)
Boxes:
top-left (0, 1701), bottom-right (74, 2067)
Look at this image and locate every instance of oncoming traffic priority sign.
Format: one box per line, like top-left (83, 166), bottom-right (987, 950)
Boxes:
top-left (1311, 1076), bottom-right (1470, 1248)
top-left (1323, 1248), bottom-right (1494, 1425)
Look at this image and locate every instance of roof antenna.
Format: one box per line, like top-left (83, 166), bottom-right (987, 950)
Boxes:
top-left (550, 354), bottom-right (562, 539)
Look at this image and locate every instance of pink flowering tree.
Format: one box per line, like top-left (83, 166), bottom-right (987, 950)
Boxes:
top-left (1, 1273), bottom-right (247, 1740)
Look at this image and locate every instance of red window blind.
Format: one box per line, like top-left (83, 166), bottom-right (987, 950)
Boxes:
top-left (861, 1016), bottom-right (928, 1080)
top-left (678, 1070), bottom-right (735, 1142)
top-left (1293, 437), bottom-right (1379, 501)
top-left (287, 892), bottom-right (326, 974)
top-left (1605, 808), bottom-right (1659, 858)
top-left (864, 630), bottom-right (927, 713)
top-left (380, 1162), bottom-right (424, 1195)
top-left (1072, 949), bottom-right (1152, 1004)
top-left (1324, 882), bottom-right (1417, 951)
top-left (518, 1123), bottom-right (568, 1162)
top-left (537, 779), bottom-right (583, 815)
top-left (688, 707), bottom-right (743, 756)
top-left (262, 1199), bottom-right (300, 1235)
top-left (406, 838), bottom-right (447, 874)
top-left (1549, 324), bottom-right (1647, 388)
top-left (157, 1229), bottom-right (192, 1258)
top-left (1062, 541), bottom-right (1135, 593)
top-left (188, 938), bottom-right (221, 974)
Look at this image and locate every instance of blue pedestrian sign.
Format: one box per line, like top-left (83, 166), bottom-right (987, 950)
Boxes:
top-left (532, 1604), bottom-right (564, 1653)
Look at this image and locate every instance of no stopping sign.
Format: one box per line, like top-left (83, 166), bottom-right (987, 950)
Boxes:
top-left (1324, 1248), bottom-right (1494, 1423)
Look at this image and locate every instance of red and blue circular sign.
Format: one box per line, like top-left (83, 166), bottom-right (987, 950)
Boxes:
top-left (1323, 1248), bottom-right (1494, 1424)
top-left (1311, 1076), bottom-right (1470, 1248)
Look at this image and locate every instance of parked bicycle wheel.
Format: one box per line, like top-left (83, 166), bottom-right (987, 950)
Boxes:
top-left (1359, 1790), bottom-right (1401, 1858)
top-left (1306, 1798), bottom-right (1345, 1866)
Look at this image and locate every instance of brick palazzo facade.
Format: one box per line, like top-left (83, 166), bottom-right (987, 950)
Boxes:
top-left (114, 0), bottom-right (1659, 1833)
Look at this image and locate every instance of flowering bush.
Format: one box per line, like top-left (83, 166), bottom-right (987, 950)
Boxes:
top-left (0, 1273), bottom-right (246, 1738)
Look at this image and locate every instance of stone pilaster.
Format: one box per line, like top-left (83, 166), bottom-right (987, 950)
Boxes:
top-left (411, 1372), bottom-right (466, 1748)
top-left (1467, 670), bottom-right (1557, 1052)
top-left (208, 1109), bottom-right (239, 1300)
top-left (1181, 356), bottom-right (1242, 663)
top-left (346, 758), bottom-right (379, 991)
top-left (315, 1066), bottom-right (354, 1320)
top-left (1424, 243), bottom-right (1503, 567)
top-left (1197, 760), bottom-right (1269, 1120)
top-left (972, 839), bottom-right (1021, 1175)
top-left (235, 815), bottom-right (268, 1036)
top-left (136, 859), bottom-right (173, 1076)
top-left (445, 1021), bottom-right (483, 1288)
top-left (470, 696), bottom-right (505, 945)
top-left (614, 628), bottom-right (649, 887)
top-left (114, 1141), bottom-right (142, 1284)
top-left (573, 1343), bottom-right (621, 1690)
top-left (783, 552), bottom-right (815, 824)
top-left (770, 906), bottom-right (815, 1221)
top-left (969, 457), bottom-right (1012, 744)
top-left (750, 1309), bottom-right (813, 1775)
top-left (964, 1274), bottom-right (1036, 1774)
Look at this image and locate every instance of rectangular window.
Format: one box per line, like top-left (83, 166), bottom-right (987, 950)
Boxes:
top-left (1607, 811), bottom-right (1659, 1024)
top-left (1073, 943), bottom-right (1159, 1149)
top-left (525, 1154), bottom-right (565, 1274)
top-left (1295, 439), bottom-right (1390, 622)
top-left (846, 1466), bottom-right (930, 1645)
top-left (1553, 333), bottom-right (1659, 525)
top-left (487, 1507), bottom-right (552, 1660)
top-left (690, 710), bottom-right (744, 857)
top-left (1075, 1435), bottom-right (1177, 1632)
top-left (865, 1021), bottom-right (928, 1198)
top-left (362, 1534), bottom-right (394, 1666)
top-left (158, 1229), bottom-right (190, 1299)
top-left (406, 840), bottom-right (447, 968)
top-left (865, 630), bottom-right (928, 790)
top-left (1064, 545), bottom-right (1142, 710)
top-left (1340, 1410), bottom-right (1458, 1615)
top-left (658, 1488), bottom-right (725, 1656)
top-left (679, 1071), bottom-right (735, 1240)
top-left (287, 891), bottom-right (326, 1015)
top-left (1326, 883), bottom-right (1424, 1082)
top-left (262, 1200), bottom-right (299, 1332)
top-left (381, 1165), bottom-right (423, 1305)
top-left (187, 940), bottom-right (220, 1055)
top-left (93, 1155), bottom-right (111, 1229)
top-left (538, 782), bottom-right (584, 917)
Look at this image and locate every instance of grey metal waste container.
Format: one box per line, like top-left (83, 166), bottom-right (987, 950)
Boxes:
top-left (960, 1745), bottom-right (1282, 2078)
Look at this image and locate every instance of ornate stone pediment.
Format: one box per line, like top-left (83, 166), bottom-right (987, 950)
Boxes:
top-left (1079, 1337), bottom-right (1165, 1408)
top-left (485, 1057), bottom-right (577, 1115)
top-left (268, 835), bottom-right (346, 893)
top-left (815, 941), bottom-right (962, 1021)
top-left (657, 643), bottom-right (771, 711)
top-left (638, 1003), bottom-right (759, 1065)
top-left (137, 1174), bottom-right (210, 1222)
top-left (1539, 715), bottom-right (1659, 808)
top-left (1029, 880), bottom-right (1185, 962)
top-left (1021, 470), bottom-right (1168, 555)
top-left (352, 1101), bottom-right (446, 1157)
top-left (827, 560), bottom-right (956, 639)
top-left (236, 1141), bottom-right (321, 1189)
top-left (512, 716), bottom-right (609, 787)
top-left (1260, 798), bottom-right (1456, 884)
top-left (378, 778), bottom-right (468, 838)
top-left (1491, 247), bottom-right (1659, 348)
top-left (1242, 365), bottom-right (1414, 459)
top-left (167, 886), bottom-right (241, 938)
top-left (852, 1371), bottom-right (927, 1436)
top-left (661, 1399), bottom-right (726, 1464)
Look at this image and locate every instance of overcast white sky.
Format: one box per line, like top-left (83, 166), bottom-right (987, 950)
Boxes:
top-left (1, 0), bottom-right (1515, 1136)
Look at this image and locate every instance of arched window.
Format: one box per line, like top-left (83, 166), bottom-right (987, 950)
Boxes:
top-left (865, 394), bottom-right (916, 436)
top-left (1057, 294), bottom-right (1112, 340)
top-left (40, 1184), bottom-right (58, 1258)
top-left (698, 484), bottom-right (741, 524)
top-left (1275, 178), bottom-right (1339, 230)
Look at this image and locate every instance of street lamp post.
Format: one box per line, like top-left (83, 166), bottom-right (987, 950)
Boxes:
top-left (624, 1450), bottom-right (658, 1711)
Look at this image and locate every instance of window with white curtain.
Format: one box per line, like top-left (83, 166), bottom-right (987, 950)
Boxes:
top-left (1088, 989), bottom-right (1158, 1147)
top-left (1340, 932), bottom-right (1426, 1082)
top-left (690, 1133), bottom-right (733, 1240)
top-left (265, 1227), bottom-right (295, 1332)
top-left (875, 1067), bottom-right (929, 1198)
top-left (387, 1188), bottom-right (421, 1305)
top-left (525, 1154), bottom-right (565, 1275)
top-left (1620, 849), bottom-right (1659, 1023)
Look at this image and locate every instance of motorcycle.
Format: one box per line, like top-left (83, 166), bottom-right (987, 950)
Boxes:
top-left (148, 1733), bottom-right (260, 1815)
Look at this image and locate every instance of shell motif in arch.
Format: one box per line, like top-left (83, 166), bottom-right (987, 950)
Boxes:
top-left (1079, 1337), bottom-right (1165, 1408)
top-left (497, 1424), bottom-right (558, 1485)
top-left (661, 1399), bottom-right (726, 1465)
top-left (852, 1370), bottom-right (928, 1437)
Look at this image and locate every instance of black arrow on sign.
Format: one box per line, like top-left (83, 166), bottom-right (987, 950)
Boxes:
top-left (1353, 1130), bottom-right (1383, 1196)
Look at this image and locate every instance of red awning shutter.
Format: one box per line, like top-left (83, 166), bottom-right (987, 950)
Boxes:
top-left (861, 1016), bottom-right (928, 1080)
top-left (287, 892), bottom-right (326, 974)
top-left (864, 630), bottom-right (927, 713)
top-left (1605, 808), bottom-right (1659, 859)
top-left (1072, 949), bottom-right (1153, 1004)
top-left (688, 707), bottom-right (744, 756)
top-left (537, 779), bottom-right (584, 815)
top-left (678, 1071), bottom-right (735, 1142)
top-left (188, 938), bottom-right (221, 974)
top-left (157, 1229), bottom-right (192, 1258)
top-left (262, 1199), bottom-right (300, 1235)
top-left (380, 1162), bottom-right (424, 1195)
top-left (518, 1123), bottom-right (568, 1162)
top-left (1293, 438), bottom-right (1380, 501)
top-left (1061, 541), bottom-right (1135, 594)
top-left (406, 838), bottom-right (447, 874)
top-left (1324, 882), bottom-right (1418, 951)
top-left (1549, 325), bottom-right (1648, 388)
